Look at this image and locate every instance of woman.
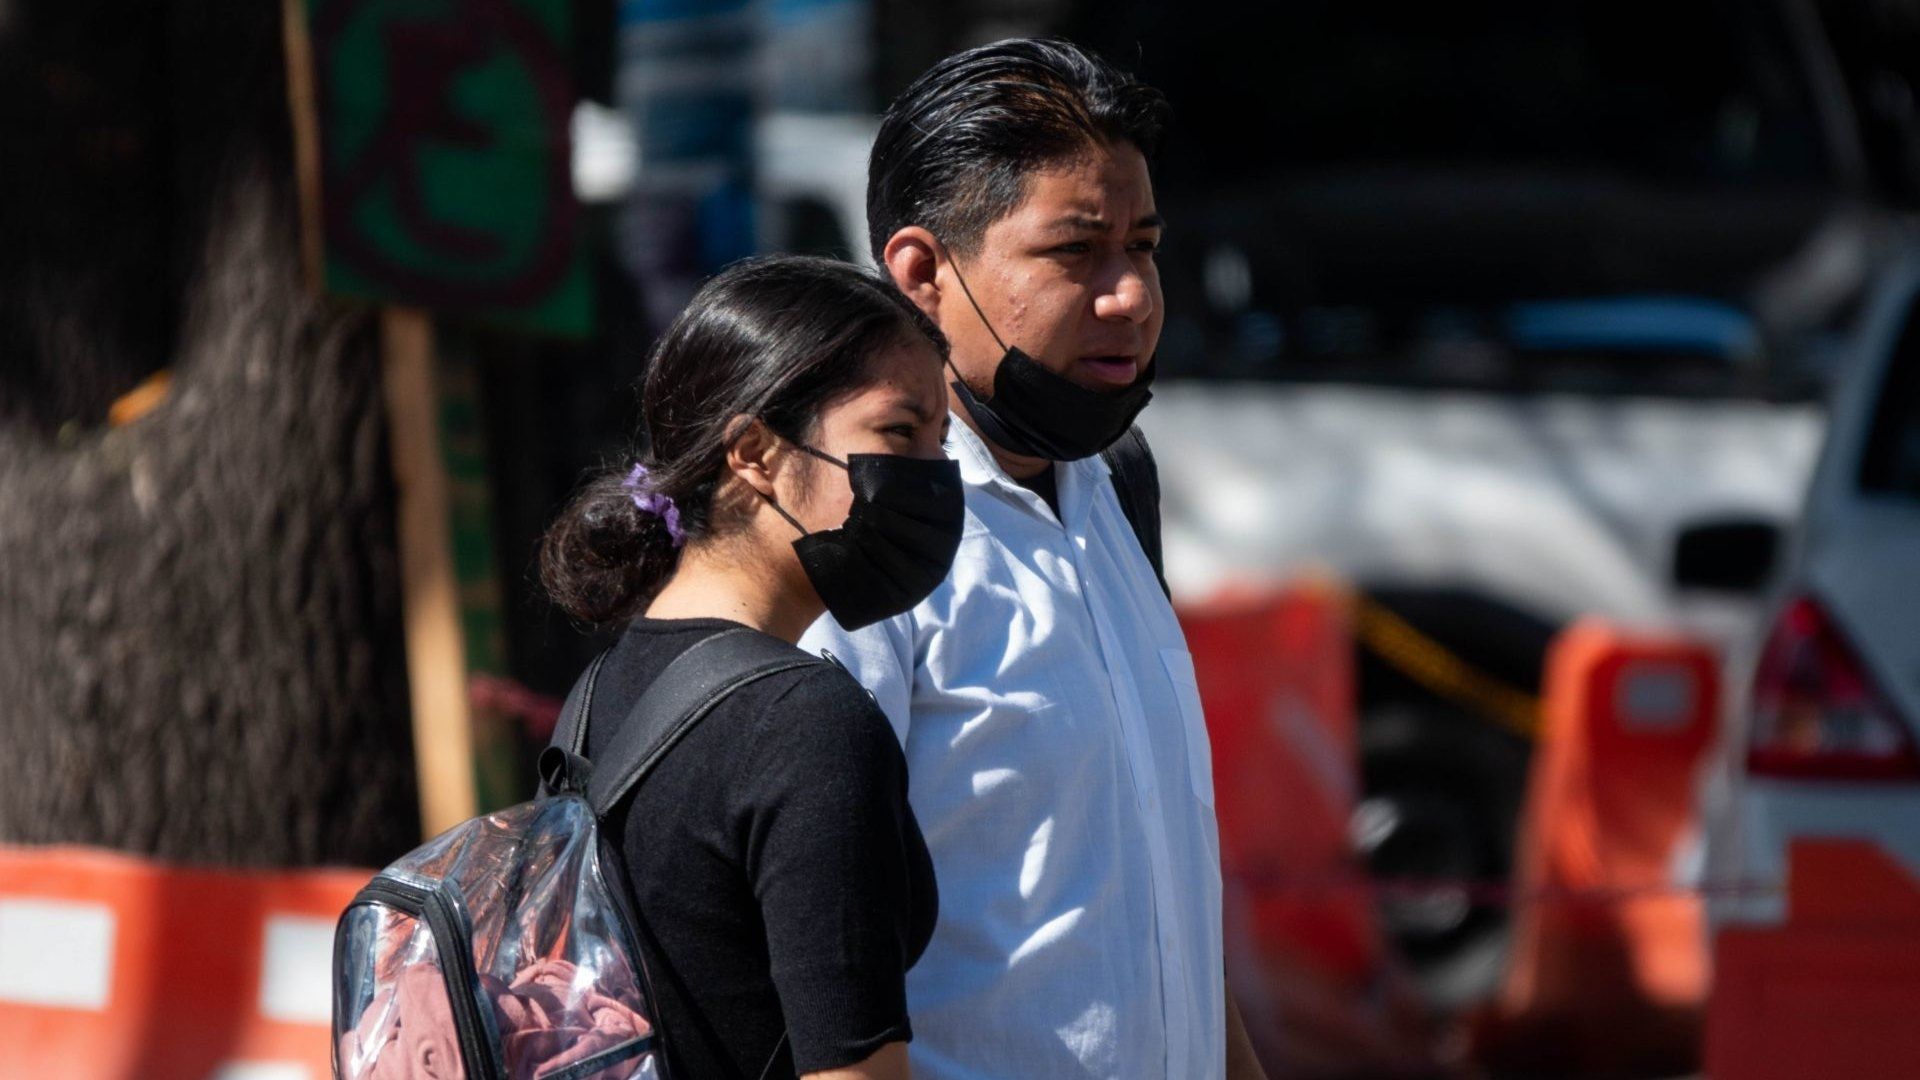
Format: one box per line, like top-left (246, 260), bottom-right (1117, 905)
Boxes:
top-left (541, 256), bottom-right (958, 1080)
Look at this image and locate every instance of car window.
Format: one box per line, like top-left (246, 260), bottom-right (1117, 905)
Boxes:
top-left (1858, 298), bottom-right (1920, 500)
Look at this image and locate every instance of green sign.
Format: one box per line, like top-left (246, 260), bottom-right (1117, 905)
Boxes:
top-left (306, 0), bottom-right (590, 336)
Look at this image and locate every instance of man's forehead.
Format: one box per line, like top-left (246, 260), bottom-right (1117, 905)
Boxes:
top-left (1012, 151), bottom-right (1160, 228)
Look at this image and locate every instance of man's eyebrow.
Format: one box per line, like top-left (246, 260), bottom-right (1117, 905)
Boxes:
top-left (1048, 212), bottom-right (1165, 233)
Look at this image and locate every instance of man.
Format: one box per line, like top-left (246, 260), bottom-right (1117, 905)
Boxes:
top-left (800, 38), bottom-right (1268, 1079)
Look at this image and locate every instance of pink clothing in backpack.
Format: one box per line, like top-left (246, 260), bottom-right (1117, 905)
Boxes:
top-left (340, 958), bottom-right (653, 1080)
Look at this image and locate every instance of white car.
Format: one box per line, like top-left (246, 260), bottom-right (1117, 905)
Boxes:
top-left (1704, 250), bottom-right (1920, 928)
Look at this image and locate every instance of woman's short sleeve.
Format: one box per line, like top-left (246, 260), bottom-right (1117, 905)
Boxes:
top-left (734, 667), bottom-right (928, 1075)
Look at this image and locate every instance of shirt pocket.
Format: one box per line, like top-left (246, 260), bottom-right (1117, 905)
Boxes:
top-left (1159, 647), bottom-right (1216, 808)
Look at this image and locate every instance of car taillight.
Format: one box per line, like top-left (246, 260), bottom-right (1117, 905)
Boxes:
top-left (1747, 596), bottom-right (1920, 781)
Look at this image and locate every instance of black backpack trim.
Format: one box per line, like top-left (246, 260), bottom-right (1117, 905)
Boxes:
top-left (1101, 424), bottom-right (1169, 599)
top-left (540, 1032), bottom-right (659, 1080)
top-left (347, 875), bottom-right (502, 1078)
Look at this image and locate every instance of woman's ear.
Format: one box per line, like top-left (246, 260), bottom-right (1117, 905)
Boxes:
top-left (883, 227), bottom-right (944, 323)
top-left (722, 415), bottom-right (782, 500)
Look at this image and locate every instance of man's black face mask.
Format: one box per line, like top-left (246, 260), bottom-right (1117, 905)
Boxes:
top-left (944, 257), bottom-right (1155, 463)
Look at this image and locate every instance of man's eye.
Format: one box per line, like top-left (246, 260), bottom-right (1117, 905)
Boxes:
top-left (1052, 242), bottom-right (1092, 255)
top-left (1131, 239), bottom-right (1161, 255)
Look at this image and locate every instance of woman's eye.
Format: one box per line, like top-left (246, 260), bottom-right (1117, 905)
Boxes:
top-left (1131, 239), bottom-right (1161, 255)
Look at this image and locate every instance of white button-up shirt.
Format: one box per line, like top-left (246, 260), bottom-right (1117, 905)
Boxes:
top-left (800, 416), bottom-right (1226, 1080)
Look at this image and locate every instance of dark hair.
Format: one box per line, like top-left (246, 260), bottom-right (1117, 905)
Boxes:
top-left (866, 37), bottom-right (1171, 265)
top-left (542, 255), bottom-right (948, 625)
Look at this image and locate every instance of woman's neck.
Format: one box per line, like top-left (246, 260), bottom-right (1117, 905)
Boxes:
top-left (644, 540), bottom-right (821, 644)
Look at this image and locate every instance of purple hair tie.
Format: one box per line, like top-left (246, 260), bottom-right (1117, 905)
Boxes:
top-left (623, 463), bottom-right (686, 548)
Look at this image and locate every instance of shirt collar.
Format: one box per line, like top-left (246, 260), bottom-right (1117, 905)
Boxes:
top-left (945, 409), bottom-right (1111, 526)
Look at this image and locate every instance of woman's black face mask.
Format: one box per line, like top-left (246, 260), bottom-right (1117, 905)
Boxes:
top-left (944, 257), bottom-right (1155, 462)
top-left (761, 442), bottom-right (964, 631)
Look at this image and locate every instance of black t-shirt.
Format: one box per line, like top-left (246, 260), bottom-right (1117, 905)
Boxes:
top-left (584, 617), bottom-right (938, 1079)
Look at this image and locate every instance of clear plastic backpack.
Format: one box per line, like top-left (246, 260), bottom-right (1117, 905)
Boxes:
top-left (333, 629), bottom-right (817, 1080)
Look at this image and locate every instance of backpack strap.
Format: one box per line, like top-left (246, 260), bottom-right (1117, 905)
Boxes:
top-left (583, 627), bottom-right (820, 817)
top-left (575, 627), bottom-right (818, 1080)
top-left (536, 649), bottom-right (611, 799)
top-left (1101, 423), bottom-right (1170, 599)
top-left (557, 650), bottom-right (607, 758)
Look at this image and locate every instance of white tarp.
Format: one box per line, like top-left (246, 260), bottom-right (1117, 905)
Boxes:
top-left (1141, 383), bottom-right (1824, 631)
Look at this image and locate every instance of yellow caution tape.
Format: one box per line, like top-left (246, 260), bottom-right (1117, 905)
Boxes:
top-left (1351, 593), bottom-right (1543, 739)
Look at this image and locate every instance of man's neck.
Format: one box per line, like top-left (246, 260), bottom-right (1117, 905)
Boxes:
top-left (949, 389), bottom-right (1053, 480)
top-left (1012, 461), bottom-right (1060, 519)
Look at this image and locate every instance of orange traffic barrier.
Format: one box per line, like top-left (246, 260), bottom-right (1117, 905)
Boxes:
top-left (0, 844), bottom-right (370, 1080)
top-left (1182, 579), bottom-right (1449, 1076)
top-left (1179, 577), bottom-right (1382, 985)
top-left (1479, 619), bottom-right (1719, 1073)
top-left (1707, 840), bottom-right (1920, 1079)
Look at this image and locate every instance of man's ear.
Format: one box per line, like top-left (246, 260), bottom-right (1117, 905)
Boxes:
top-left (722, 415), bottom-right (782, 500)
top-left (882, 227), bottom-right (944, 323)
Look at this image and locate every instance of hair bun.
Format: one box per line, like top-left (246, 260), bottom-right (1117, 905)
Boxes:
top-left (580, 496), bottom-right (648, 567)
top-left (540, 471), bottom-right (680, 625)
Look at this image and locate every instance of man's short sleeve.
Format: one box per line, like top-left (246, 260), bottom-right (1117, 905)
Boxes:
top-left (798, 613), bottom-right (915, 747)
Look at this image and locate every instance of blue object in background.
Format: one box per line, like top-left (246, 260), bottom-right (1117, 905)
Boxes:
top-left (1504, 296), bottom-right (1761, 362)
top-left (765, 0), bottom-right (872, 112)
top-left (617, 0), bottom-right (756, 330)
top-left (615, 0), bottom-right (872, 332)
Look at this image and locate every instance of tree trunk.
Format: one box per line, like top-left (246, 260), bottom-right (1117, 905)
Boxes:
top-left (0, 0), bottom-right (421, 866)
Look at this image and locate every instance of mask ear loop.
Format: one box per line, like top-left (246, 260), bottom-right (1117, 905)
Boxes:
top-left (753, 436), bottom-right (850, 537)
top-left (791, 443), bottom-right (849, 470)
top-left (944, 256), bottom-right (1012, 355)
top-left (758, 489), bottom-right (810, 537)
top-left (938, 246), bottom-right (1019, 403)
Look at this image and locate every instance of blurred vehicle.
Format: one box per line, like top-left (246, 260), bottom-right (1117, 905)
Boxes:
top-left (1137, 304), bottom-right (1824, 1007)
top-left (1701, 249), bottom-right (1920, 931)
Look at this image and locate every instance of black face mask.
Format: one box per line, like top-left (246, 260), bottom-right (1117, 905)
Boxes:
top-left (762, 445), bottom-right (965, 631)
top-left (946, 259), bottom-right (1156, 462)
